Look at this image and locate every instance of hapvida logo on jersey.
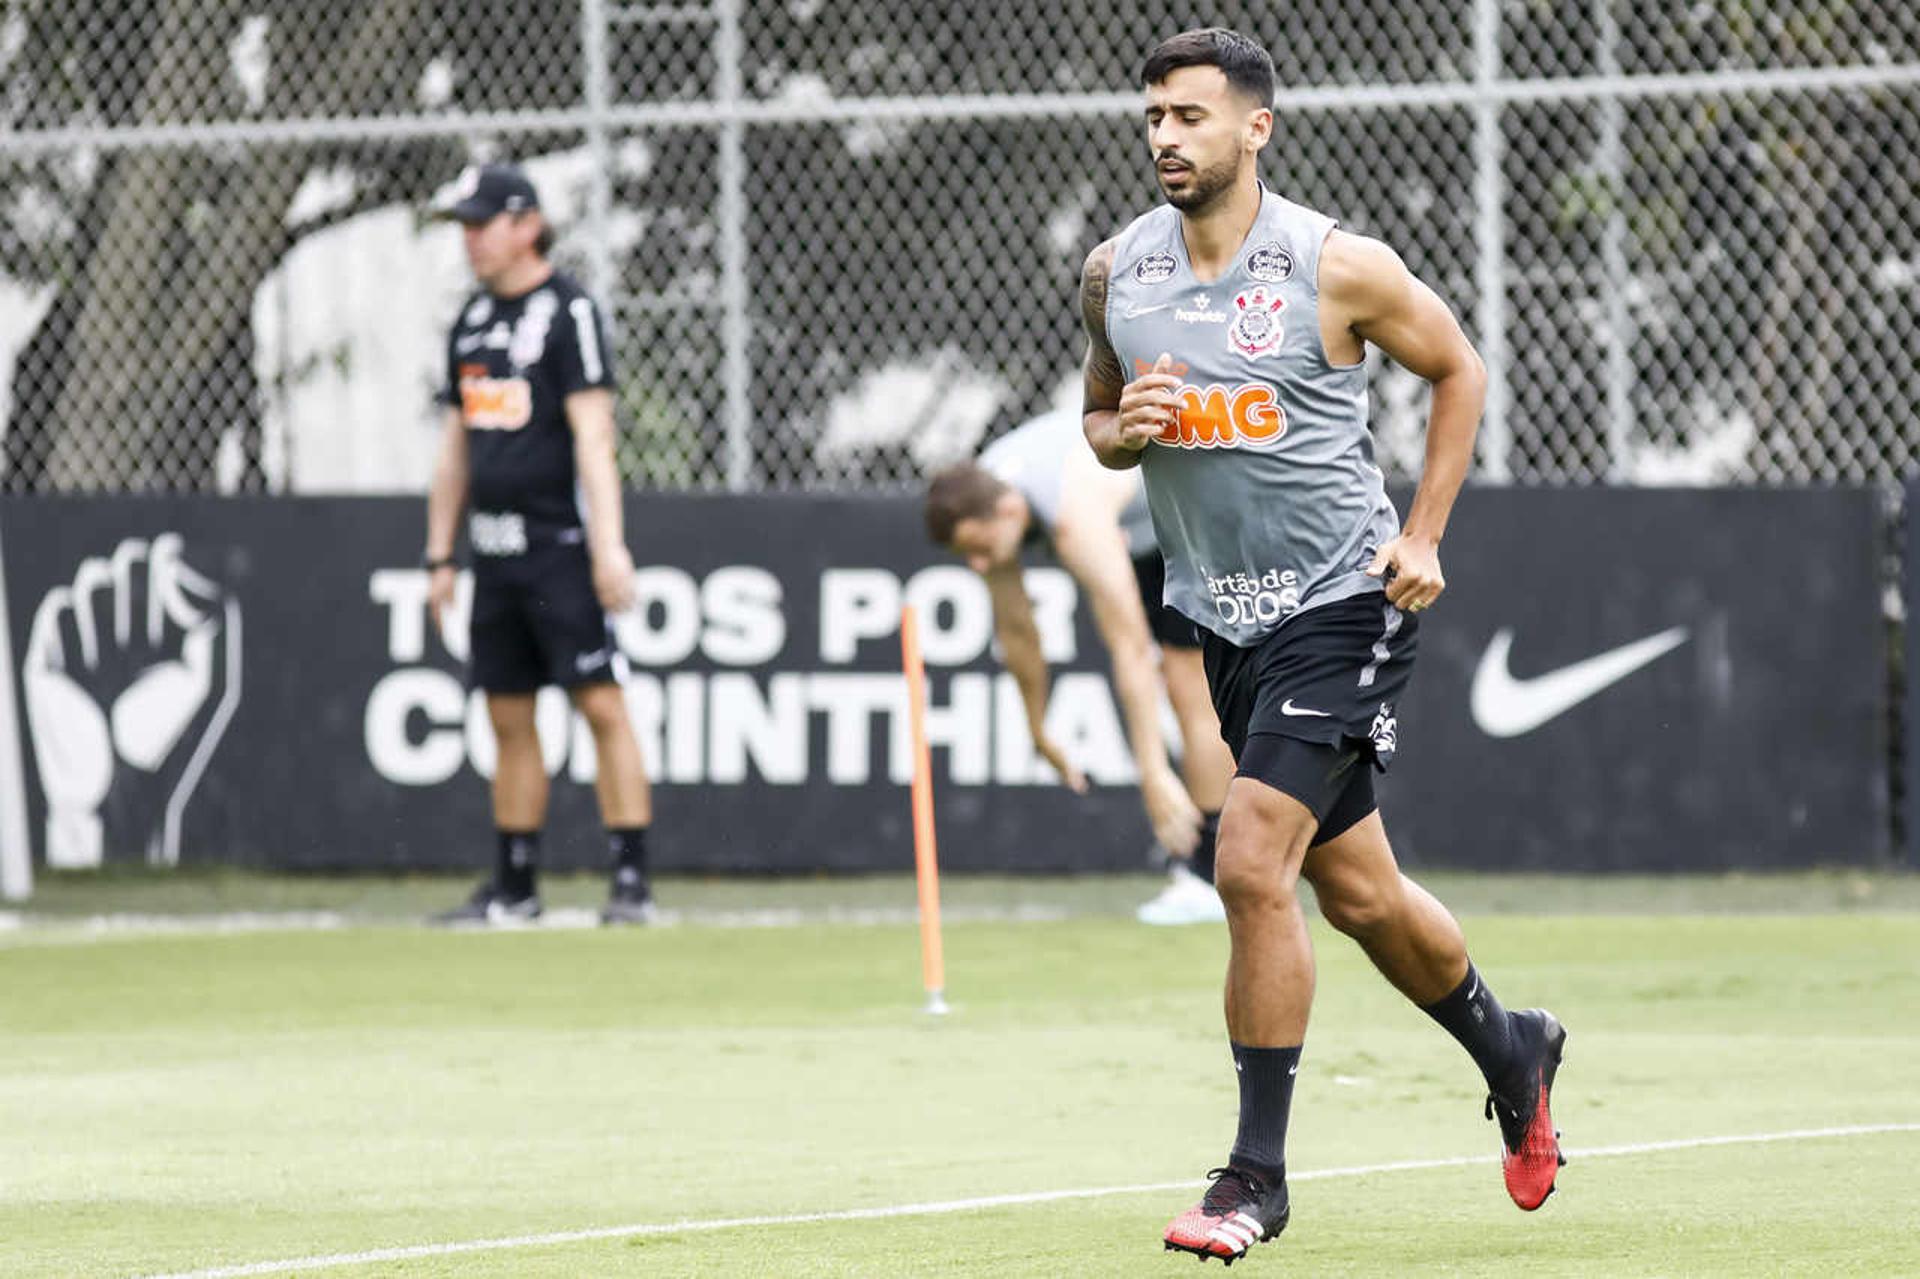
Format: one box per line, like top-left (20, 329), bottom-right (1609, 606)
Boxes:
top-left (454, 323), bottom-right (511, 356)
top-left (1204, 566), bottom-right (1301, 628)
top-left (1175, 294), bottom-right (1229, 325)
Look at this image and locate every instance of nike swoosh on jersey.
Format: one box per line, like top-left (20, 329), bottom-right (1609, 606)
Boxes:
top-left (1121, 302), bottom-right (1171, 318)
top-left (1470, 626), bottom-right (1689, 738)
top-left (1280, 699), bottom-right (1330, 718)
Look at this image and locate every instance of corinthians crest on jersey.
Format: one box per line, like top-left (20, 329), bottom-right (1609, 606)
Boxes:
top-left (1228, 285), bottom-right (1286, 357)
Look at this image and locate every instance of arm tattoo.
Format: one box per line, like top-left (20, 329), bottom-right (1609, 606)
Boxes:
top-left (1080, 241), bottom-right (1126, 404)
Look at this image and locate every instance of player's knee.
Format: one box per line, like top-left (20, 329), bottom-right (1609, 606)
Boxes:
top-left (572, 684), bottom-right (629, 733)
top-left (1213, 827), bottom-right (1301, 916)
top-left (1312, 867), bottom-right (1398, 939)
top-left (486, 700), bottom-right (539, 743)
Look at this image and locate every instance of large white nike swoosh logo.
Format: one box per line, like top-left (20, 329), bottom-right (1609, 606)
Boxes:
top-left (1470, 626), bottom-right (1689, 738)
top-left (1122, 303), bottom-right (1171, 318)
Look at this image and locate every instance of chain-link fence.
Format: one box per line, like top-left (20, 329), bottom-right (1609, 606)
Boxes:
top-left (1, 1), bottom-right (1916, 493)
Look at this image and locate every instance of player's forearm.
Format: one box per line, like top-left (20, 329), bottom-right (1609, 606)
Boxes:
top-left (424, 444), bottom-right (468, 560)
top-left (574, 442), bottom-right (627, 559)
top-left (1107, 639), bottom-right (1177, 783)
top-left (1402, 361), bottom-right (1484, 545)
top-left (1067, 540), bottom-right (1172, 777)
top-left (1084, 409), bottom-right (1142, 470)
top-left (984, 568), bottom-right (1056, 734)
top-left (999, 626), bottom-right (1054, 736)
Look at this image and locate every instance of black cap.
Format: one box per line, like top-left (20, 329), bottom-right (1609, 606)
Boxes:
top-left (438, 163), bottom-right (541, 223)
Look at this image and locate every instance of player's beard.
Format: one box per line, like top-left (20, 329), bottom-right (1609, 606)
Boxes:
top-left (1159, 152), bottom-right (1241, 214)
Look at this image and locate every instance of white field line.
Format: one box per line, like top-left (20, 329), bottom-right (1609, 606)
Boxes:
top-left (0, 904), bottom-right (1070, 947)
top-left (0, 911), bottom-right (350, 946)
top-left (130, 1122), bottom-right (1920, 1279)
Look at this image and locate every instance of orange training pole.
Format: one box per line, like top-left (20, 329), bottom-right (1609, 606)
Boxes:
top-left (899, 604), bottom-right (949, 1015)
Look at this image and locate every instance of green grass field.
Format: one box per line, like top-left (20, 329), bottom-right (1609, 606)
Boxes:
top-left (2, 871), bottom-right (1917, 1277)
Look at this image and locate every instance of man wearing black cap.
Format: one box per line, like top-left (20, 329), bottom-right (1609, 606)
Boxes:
top-left (423, 163), bottom-right (659, 926)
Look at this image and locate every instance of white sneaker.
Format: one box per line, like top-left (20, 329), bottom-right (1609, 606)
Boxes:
top-left (1136, 863), bottom-right (1226, 925)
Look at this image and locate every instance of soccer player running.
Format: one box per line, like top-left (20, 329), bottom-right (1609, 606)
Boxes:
top-left (925, 408), bottom-right (1235, 923)
top-left (423, 163), bottom-right (659, 927)
top-left (1080, 30), bottom-right (1566, 1262)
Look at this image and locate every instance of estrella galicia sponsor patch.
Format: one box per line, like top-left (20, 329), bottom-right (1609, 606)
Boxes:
top-left (1245, 242), bottom-right (1294, 283)
top-left (1134, 251), bottom-right (1177, 285)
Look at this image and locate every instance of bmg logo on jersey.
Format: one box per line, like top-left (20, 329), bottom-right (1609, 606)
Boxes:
top-left (1204, 566), bottom-right (1302, 628)
top-left (1129, 361), bottom-right (1289, 450)
top-left (458, 370), bottom-right (532, 430)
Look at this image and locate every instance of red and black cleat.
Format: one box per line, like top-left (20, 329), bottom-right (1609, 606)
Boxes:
top-left (1487, 1008), bottom-right (1569, 1210)
top-left (1162, 1166), bottom-right (1289, 1265)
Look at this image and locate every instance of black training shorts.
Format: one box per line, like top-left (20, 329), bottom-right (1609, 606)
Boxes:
top-left (469, 542), bottom-right (621, 694)
top-left (1131, 550), bottom-right (1203, 650)
top-left (1202, 593), bottom-right (1417, 840)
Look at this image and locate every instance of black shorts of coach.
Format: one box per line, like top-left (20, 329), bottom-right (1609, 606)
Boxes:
top-left (1132, 550), bottom-right (1204, 650)
top-left (1202, 593), bottom-right (1418, 846)
top-left (469, 541), bottom-right (622, 693)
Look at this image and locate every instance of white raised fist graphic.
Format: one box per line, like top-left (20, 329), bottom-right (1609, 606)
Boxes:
top-left (22, 534), bottom-right (241, 868)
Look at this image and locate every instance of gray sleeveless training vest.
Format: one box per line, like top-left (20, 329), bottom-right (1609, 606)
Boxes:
top-left (979, 407), bottom-right (1157, 558)
top-left (1105, 188), bottom-right (1400, 646)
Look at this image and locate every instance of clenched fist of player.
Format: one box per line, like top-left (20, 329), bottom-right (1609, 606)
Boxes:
top-left (1366, 533), bottom-right (1445, 613)
top-left (1114, 352), bottom-right (1182, 453)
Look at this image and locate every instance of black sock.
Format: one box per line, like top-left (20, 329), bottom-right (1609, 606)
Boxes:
top-left (495, 829), bottom-right (539, 899)
top-left (1420, 961), bottom-right (1518, 1095)
top-left (1189, 811), bottom-right (1221, 884)
top-left (1228, 1042), bottom-right (1300, 1181)
top-left (610, 827), bottom-right (650, 882)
